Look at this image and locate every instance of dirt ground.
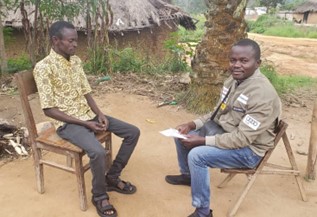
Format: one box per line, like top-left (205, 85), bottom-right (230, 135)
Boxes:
top-left (1, 33), bottom-right (317, 217)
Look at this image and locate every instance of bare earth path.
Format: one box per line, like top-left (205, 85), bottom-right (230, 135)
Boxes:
top-left (1, 34), bottom-right (317, 217)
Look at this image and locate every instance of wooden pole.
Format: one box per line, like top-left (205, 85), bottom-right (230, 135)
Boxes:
top-left (306, 100), bottom-right (317, 180)
top-left (0, 8), bottom-right (8, 75)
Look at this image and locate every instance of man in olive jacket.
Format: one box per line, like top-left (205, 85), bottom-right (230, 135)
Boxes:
top-left (165, 39), bottom-right (281, 217)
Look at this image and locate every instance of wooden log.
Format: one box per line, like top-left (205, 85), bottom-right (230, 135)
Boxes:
top-left (306, 100), bottom-right (317, 180)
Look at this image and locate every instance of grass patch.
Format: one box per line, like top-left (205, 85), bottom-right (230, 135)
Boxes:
top-left (261, 64), bottom-right (317, 94)
top-left (264, 24), bottom-right (317, 38)
top-left (247, 14), bottom-right (317, 39)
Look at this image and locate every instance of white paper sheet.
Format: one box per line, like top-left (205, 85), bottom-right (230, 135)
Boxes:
top-left (159, 128), bottom-right (187, 140)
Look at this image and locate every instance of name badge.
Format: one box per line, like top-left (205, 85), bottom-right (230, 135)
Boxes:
top-left (233, 106), bottom-right (245, 113)
top-left (243, 114), bottom-right (261, 130)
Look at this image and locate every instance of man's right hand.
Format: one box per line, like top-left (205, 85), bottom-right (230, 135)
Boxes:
top-left (85, 121), bottom-right (107, 133)
top-left (176, 122), bottom-right (196, 135)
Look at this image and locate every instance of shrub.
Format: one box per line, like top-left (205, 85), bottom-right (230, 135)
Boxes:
top-left (249, 15), bottom-right (286, 34)
top-left (5, 55), bottom-right (33, 73)
top-left (84, 47), bottom-right (110, 75)
top-left (3, 27), bottom-right (14, 44)
top-left (84, 31), bottom-right (192, 75)
top-left (111, 48), bottom-right (145, 73)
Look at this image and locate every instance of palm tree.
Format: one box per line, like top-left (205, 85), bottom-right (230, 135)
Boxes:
top-left (185, 0), bottom-right (247, 113)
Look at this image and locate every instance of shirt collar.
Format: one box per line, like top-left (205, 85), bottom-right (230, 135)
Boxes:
top-left (50, 49), bottom-right (74, 66)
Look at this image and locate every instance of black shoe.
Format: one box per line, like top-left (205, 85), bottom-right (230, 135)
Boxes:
top-left (165, 174), bottom-right (191, 186)
top-left (188, 209), bottom-right (213, 217)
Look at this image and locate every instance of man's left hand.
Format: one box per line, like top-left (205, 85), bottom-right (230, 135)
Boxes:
top-left (97, 113), bottom-right (109, 130)
top-left (180, 134), bottom-right (205, 149)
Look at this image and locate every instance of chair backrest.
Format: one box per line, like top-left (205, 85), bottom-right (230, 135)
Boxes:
top-left (253, 120), bottom-right (288, 170)
top-left (273, 120), bottom-right (288, 146)
top-left (15, 70), bottom-right (38, 144)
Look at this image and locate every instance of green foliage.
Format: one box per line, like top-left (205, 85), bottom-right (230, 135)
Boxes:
top-left (172, 0), bottom-right (207, 14)
top-left (84, 47), bottom-right (110, 75)
top-left (84, 45), bottom-right (190, 75)
top-left (3, 27), bottom-right (14, 44)
top-left (111, 48), bottom-right (145, 73)
top-left (281, 0), bottom-right (306, 10)
top-left (261, 63), bottom-right (317, 94)
top-left (177, 14), bottom-right (205, 43)
top-left (85, 29), bottom-right (193, 75)
top-left (3, 55), bottom-right (33, 74)
top-left (259, 0), bottom-right (285, 11)
top-left (36, 0), bottom-right (81, 21)
top-left (265, 23), bottom-right (302, 37)
top-left (264, 24), bottom-right (317, 38)
top-left (163, 32), bottom-right (191, 72)
top-left (247, 14), bottom-right (317, 38)
top-left (248, 14), bottom-right (285, 33)
top-left (157, 56), bottom-right (190, 73)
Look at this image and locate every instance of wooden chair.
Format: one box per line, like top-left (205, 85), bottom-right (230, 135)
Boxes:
top-left (217, 120), bottom-right (307, 217)
top-left (15, 70), bottom-right (112, 211)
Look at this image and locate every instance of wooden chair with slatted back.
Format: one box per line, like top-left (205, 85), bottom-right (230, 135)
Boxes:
top-left (217, 120), bottom-right (307, 217)
top-left (15, 70), bottom-right (112, 211)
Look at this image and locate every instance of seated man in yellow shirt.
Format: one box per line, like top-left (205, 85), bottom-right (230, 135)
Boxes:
top-left (33, 21), bottom-right (140, 217)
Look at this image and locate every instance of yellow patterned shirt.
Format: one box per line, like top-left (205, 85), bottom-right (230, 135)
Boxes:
top-left (33, 49), bottom-right (94, 127)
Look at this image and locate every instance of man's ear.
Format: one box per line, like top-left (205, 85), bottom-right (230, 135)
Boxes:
top-left (51, 36), bottom-right (59, 45)
top-left (256, 59), bottom-right (262, 68)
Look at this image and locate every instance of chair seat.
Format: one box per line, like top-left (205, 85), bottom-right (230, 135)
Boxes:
top-left (36, 126), bottom-right (111, 153)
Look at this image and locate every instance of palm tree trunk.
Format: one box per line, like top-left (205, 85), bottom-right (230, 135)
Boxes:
top-left (185, 0), bottom-right (247, 113)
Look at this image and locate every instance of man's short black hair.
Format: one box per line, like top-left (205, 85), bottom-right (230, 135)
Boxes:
top-left (233, 38), bottom-right (261, 60)
top-left (49, 21), bottom-right (75, 40)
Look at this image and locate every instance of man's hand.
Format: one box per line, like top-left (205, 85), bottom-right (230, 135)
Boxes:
top-left (97, 113), bottom-right (109, 130)
top-left (180, 134), bottom-right (205, 149)
top-left (85, 121), bottom-right (107, 133)
top-left (176, 122), bottom-right (196, 134)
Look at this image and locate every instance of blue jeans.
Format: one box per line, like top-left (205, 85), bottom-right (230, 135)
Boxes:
top-left (174, 130), bottom-right (262, 208)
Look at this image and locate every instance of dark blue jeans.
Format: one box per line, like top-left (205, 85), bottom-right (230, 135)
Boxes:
top-left (57, 115), bottom-right (140, 196)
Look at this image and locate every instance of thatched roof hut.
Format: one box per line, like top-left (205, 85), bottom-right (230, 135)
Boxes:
top-left (108, 0), bottom-right (196, 32)
top-left (293, 0), bottom-right (317, 24)
top-left (2, 0), bottom-right (196, 32)
top-left (2, 0), bottom-right (196, 59)
top-left (295, 0), bottom-right (317, 13)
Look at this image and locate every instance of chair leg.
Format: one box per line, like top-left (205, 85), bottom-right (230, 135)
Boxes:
top-left (227, 174), bottom-right (258, 217)
top-left (105, 134), bottom-right (112, 173)
top-left (33, 148), bottom-right (45, 194)
top-left (74, 153), bottom-right (88, 211)
top-left (282, 133), bottom-right (308, 201)
top-left (295, 175), bottom-right (308, 201)
top-left (218, 173), bottom-right (237, 188)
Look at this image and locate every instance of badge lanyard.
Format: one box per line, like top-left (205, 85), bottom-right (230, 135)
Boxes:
top-left (210, 86), bottom-right (232, 120)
